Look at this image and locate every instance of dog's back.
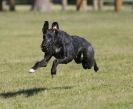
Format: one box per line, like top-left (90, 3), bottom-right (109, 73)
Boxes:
top-left (71, 35), bottom-right (92, 53)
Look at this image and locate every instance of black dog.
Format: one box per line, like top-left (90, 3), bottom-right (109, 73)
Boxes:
top-left (29, 21), bottom-right (99, 77)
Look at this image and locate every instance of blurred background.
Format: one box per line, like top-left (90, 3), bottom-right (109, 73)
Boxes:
top-left (0, 0), bottom-right (133, 12)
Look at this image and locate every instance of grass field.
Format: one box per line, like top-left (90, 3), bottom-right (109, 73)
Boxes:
top-left (0, 10), bottom-right (133, 109)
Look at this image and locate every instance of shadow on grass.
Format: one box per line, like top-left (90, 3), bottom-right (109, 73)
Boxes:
top-left (0, 86), bottom-right (73, 98)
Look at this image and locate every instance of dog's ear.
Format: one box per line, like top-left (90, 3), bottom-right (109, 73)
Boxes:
top-left (52, 22), bottom-right (59, 30)
top-left (42, 21), bottom-right (49, 34)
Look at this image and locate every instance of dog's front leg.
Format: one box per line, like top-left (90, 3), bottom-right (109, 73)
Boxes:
top-left (51, 57), bottom-right (73, 77)
top-left (29, 53), bottom-right (52, 73)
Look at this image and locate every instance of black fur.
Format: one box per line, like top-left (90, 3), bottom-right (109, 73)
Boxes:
top-left (30, 21), bottom-right (99, 77)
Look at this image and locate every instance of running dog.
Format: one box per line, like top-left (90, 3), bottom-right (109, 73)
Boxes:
top-left (29, 21), bottom-right (99, 77)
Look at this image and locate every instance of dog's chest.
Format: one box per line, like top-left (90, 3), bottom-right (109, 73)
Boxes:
top-left (53, 46), bottom-right (61, 53)
top-left (55, 47), bottom-right (61, 53)
top-left (53, 45), bottom-right (64, 59)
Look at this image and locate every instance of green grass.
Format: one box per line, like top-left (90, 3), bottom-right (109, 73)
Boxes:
top-left (0, 10), bottom-right (133, 109)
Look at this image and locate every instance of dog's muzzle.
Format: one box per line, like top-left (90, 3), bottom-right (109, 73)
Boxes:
top-left (41, 43), bottom-right (53, 53)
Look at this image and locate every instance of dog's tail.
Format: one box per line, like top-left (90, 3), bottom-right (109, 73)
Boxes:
top-left (94, 59), bottom-right (99, 72)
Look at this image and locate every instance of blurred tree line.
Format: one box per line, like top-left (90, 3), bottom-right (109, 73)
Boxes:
top-left (15, 0), bottom-right (133, 5)
top-left (0, 0), bottom-right (133, 12)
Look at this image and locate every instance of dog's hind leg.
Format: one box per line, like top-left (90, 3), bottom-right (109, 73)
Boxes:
top-left (82, 47), bottom-right (99, 72)
top-left (82, 48), bottom-right (94, 70)
top-left (74, 51), bottom-right (83, 64)
top-left (82, 59), bottom-right (93, 70)
top-left (29, 54), bottom-right (52, 73)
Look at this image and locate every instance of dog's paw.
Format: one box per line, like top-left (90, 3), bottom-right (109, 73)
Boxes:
top-left (29, 69), bottom-right (36, 73)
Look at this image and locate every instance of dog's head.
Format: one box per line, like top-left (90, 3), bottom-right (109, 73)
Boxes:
top-left (41, 21), bottom-right (60, 53)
